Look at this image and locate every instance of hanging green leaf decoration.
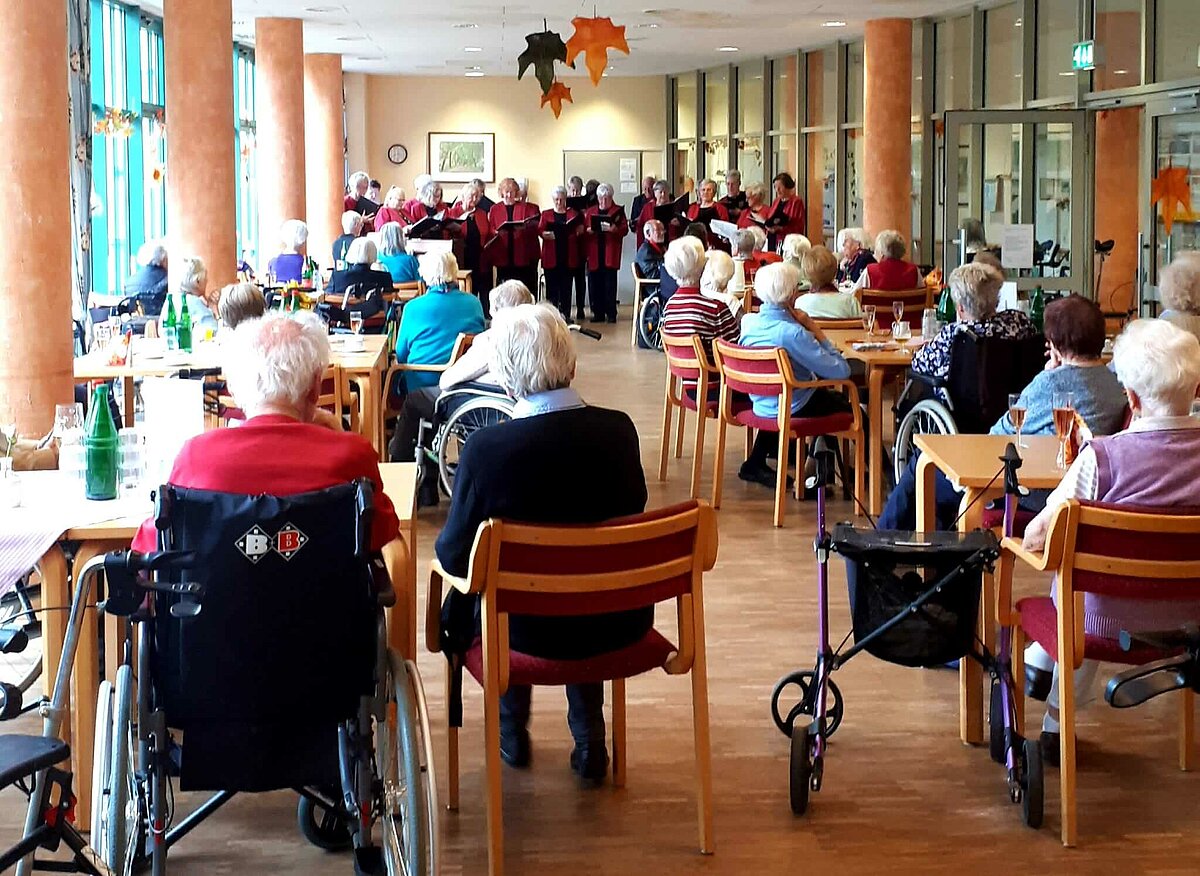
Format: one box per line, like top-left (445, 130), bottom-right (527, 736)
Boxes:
top-left (518, 29), bottom-right (571, 96)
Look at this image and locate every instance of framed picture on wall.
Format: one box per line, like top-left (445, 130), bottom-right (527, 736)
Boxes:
top-left (428, 132), bottom-right (495, 184)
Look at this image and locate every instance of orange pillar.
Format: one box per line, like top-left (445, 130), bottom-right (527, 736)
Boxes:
top-left (305, 54), bottom-right (345, 267)
top-left (256, 18), bottom-right (307, 262)
top-left (863, 18), bottom-right (913, 245)
top-left (1094, 107), bottom-right (1142, 314)
top-left (164, 0), bottom-right (236, 287)
top-left (0, 3), bottom-right (73, 433)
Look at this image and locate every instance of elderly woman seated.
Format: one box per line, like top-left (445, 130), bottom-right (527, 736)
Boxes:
top-left (661, 238), bottom-right (740, 368)
top-left (912, 262), bottom-right (1039, 383)
top-left (796, 246), bottom-right (862, 319)
top-left (332, 212), bottom-right (363, 266)
top-left (782, 234), bottom-right (813, 285)
top-left (880, 294), bottom-right (1128, 531)
top-left (377, 222), bottom-right (420, 283)
top-left (178, 256), bottom-right (219, 334)
top-left (700, 250), bottom-right (743, 319)
top-left (835, 227), bottom-right (875, 285)
top-left (855, 229), bottom-right (921, 291)
top-left (1158, 252), bottom-right (1200, 342)
top-left (130, 310), bottom-right (399, 554)
top-left (736, 262), bottom-right (852, 487)
top-left (124, 240), bottom-right (169, 316)
top-left (436, 303), bottom-right (649, 786)
top-left (268, 219), bottom-right (311, 283)
top-left (326, 238), bottom-right (394, 324)
top-left (1021, 318), bottom-right (1200, 765)
top-left (216, 282), bottom-right (266, 329)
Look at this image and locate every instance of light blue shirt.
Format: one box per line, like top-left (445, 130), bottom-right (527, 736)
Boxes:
top-left (738, 302), bottom-right (851, 417)
top-left (184, 294), bottom-right (218, 333)
top-left (512, 387), bottom-right (586, 419)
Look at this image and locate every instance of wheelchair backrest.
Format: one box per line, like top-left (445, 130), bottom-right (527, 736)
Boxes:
top-left (150, 480), bottom-right (378, 730)
top-left (946, 331), bottom-right (1045, 434)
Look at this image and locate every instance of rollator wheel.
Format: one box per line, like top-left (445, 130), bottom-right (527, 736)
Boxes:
top-left (989, 680), bottom-right (1006, 765)
top-left (297, 794), bottom-right (353, 851)
top-left (789, 729), bottom-right (812, 816)
top-left (771, 671), bottom-right (844, 739)
top-left (91, 680), bottom-right (115, 859)
top-left (1021, 738), bottom-right (1044, 829)
top-left (104, 665), bottom-right (137, 871)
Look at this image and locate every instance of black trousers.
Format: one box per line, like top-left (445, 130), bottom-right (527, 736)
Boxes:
top-left (500, 683), bottom-right (606, 748)
top-left (587, 268), bottom-right (618, 320)
top-left (747, 388), bottom-right (853, 466)
top-left (544, 266), bottom-right (574, 320)
top-left (572, 265), bottom-right (588, 317)
top-left (496, 265), bottom-right (539, 303)
top-left (388, 387), bottom-right (440, 462)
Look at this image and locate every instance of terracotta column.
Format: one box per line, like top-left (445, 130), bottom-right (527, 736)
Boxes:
top-left (0, 3), bottom-right (74, 433)
top-left (305, 54), bottom-right (345, 266)
top-left (863, 18), bottom-right (913, 244)
top-left (256, 18), bottom-right (307, 262)
top-left (1094, 107), bottom-right (1142, 315)
top-left (163, 0), bottom-right (236, 287)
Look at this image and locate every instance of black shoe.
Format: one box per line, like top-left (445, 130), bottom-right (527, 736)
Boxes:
top-left (606, 315), bottom-right (618, 323)
top-left (569, 745), bottom-right (608, 789)
top-left (589, 315), bottom-right (605, 323)
top-left (576, 311), bottom-right (586, 322)
top-left (1039, 730), bottom-right (1060, 768)
top-left (1025, 665), bottom-right (1053, 702)
top-left (738, 460), bottom-right (794, 490)
top-left (500, 728), bottom-right (531, 769)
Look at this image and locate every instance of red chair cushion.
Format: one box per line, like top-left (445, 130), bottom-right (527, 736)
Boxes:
top-left (733, 409), bottom-right (854, 439)
top-left (464, 628), bottom-right (678, 687)
top-left (981, 506), bottom-right (1035, 535)
top-left (1016, 596), bottom-right (1174, 665)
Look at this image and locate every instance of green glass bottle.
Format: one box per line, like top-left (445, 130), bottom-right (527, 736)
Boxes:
top-left (84, 383), bottom-right (119, 501)
top-left (163, 295), bottom-right (178, 351)
top-left (178, 294), bottom-right (193, 352)
top-left (936, 287), bottom-right (955, 324)
top-left (1030, 286), bottom-right (1045, 332)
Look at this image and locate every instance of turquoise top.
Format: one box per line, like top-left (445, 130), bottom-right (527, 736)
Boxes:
top-left (394, 285), bottom-right (486, 391)
top-left (380, 253), bottom-right (420, 284)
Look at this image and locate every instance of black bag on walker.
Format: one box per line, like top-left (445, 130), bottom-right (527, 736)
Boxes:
top-left (833, 526), bottom-right (999, 668)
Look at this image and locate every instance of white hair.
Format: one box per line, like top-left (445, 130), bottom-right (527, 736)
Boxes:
top-left (224, 310), bottom-right (331, 416)
top-left (596, 182), bottom-right (614, 198)
top-left (346, 237), bottom-right (377, 266)
top-left (384, 185), bottom-right (405, 208)
top-left (341, 211), bottom-right (363, 235)
top-left (551, 185), bottom-right (568, 199)
top-left (348, 171), bottom-right (369, 191)
top-left (652, 180), bottom-right (670, 195)
top-left (1114, 319), bottom-right (1200, 416)
top-left (643, 220), bottom-right (665, 242)
top-left (281, 219), bottom-right (309, 251)
top-left (700, 178), bottom-right (718, 192)
top-left (137, 239), bottom-right (168, 268)
top-left (747, 225), bottom-right (768, 252)
top-left (177, 256), bottom-right (208, 297)
top-left (489, 279), bottom-right (535, 312)
top-left (701, 250), bottom-right (735, 295)
top-left (489, 303), bottom-right (576, 399)
top-left (1160, 252), bottom-right (1200, 315)
top-left (419, 179), bottom-right (442, 206)
top-left (664, 236), bottom-right (707, 285)
top-left (458, 182), bottom-right (477, 203)
top-left (733, 229), bottom-right (757, 258)
top-left (836, 227), bottom-right (868, 251)
top-left (378, 222), bottom-right (407, 257)
top-left (874, 229), bottom-right (907, 261)
top-left (726, 169), bottom-right (741, 184)
top-left (412, 173), bottom-right (432, 194)
top-left (418, 250), bottom-right (460, 288)
top-left (755, 262), bottom-right (802, 306)
top-left (948, 262), bottom-right (1002, 320)
top-left (781, 234), bottom-right (812, 262)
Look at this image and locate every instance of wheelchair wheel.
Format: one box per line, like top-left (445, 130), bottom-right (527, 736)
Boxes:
top-left (893, 399), bottom-right (957, 486)
top-left (637, 294), bottom-right (663, 351)
top-left (770, 670), bottom-right (844, 740)
top-left (0, 575), bottom-right (42, 695)
top-left (789, 729), bottom-right (812, 816)
top-left (1021, 737), bottom-right (1044, 829)
top-left (437, 396), bottom-right (513, 497)
top-left (989, 679), bottom-right (1006, 765)
top-left (297, 792), bottom-right (353, 851)
top-left (103, 665), bottom-right (137, 872)
top-left (91, 680), bottom-right (115, 857)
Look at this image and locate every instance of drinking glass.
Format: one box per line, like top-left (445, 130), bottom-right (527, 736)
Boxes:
top-left (862, 305), bottom-right (877, 336)
top-left (892, 300), bottom-right (904, 326)
top-left (118, 427), bottom-right (144, 496)
top-left (54, 403), bottom-right (84, 446)
top-left (891, 320), bottom-right (911, 342)
top-left (1052, 391), bottom-right (1076, 470)
top-left (349, 312), bottom-right (364, 335)
top-left (1008, 392), bottom-right (1027, 448)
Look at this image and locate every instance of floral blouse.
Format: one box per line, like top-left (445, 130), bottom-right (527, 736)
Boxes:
top-left (912, 310), bottom-right (1039, 382)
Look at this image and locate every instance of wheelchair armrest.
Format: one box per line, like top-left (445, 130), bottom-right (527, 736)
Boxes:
top-left (370, 554), bottom-right (396, 609)
top-left (908, 368), bottom-right (948, 390)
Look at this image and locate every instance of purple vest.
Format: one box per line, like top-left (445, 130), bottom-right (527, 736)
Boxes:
top-left (1081, 426), bottom-right (1200, 638)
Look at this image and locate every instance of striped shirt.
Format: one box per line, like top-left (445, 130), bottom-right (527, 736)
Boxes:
top-left (661, 286), bottom-right (740, 388)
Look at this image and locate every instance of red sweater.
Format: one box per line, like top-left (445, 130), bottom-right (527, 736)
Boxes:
top-left (132, 415), bottom-right (399, 554)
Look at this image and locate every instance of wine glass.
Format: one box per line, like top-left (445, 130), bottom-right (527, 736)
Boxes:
top-left (1008, 393), bottom-right (1027, 449)
top-left (1052, 391), bottom-right (1076, 470)
top-left (862, 305), bottom-right (877, 336)
top-left (892, 300), bottom-right (904, 327)
top-left (349, 312), bottom-right (364, 335)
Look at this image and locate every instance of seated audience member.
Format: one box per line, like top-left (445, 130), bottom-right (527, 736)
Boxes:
top-left (749, 225), bottom-right (782, 265)
top-left (1021, 318), bottom-right (1200, 764)
top-left (178, 256), bottom-right (219, 333)
top-left (737, 262), bottom-right (852, 487)
top-left (131, 311), bottom-right (399, 554)
top-left (636, 220), bottom-right (667, 280)
top-left (392, 251), bottom-right (486, 395)
top-left (436, 303), bottom-right (649, 786)
top-left (700, 250), bottom-right (743, 318)
top-left (268, 219), bottom-right (310, 284)
top-left (216, 282), bottom-right (266, 329)
top-left (124, 240), bottom-right (170, 316)
top-left (373, 185), bottom-right (407, 231)
top-left (683, 221), bottom-right (709, 243)
top-left (325, 238), bottom-right (393, 325)
top-left (835, 227), bottom-right (875, 285)
top-left (782, 234), bottom-right (813, 286)
top-left (912, 262), bottom-right (1039, 383)
top-left (880, 294), bottom-right (1128, 531)
top-left (728, 228), bottom-right (756, 296)
top-left (389, 281), bottom-right (533, 470)
top-left (855, 229), bottom-right (921, 291)
top-left (660, 238), bottom-right (740, 372)
top-left (796, 246), bottom-right (862, 319)
top-left (1158, 252), bottom-right (1200, 342)
top-left (377, 222), bottom-right (420, 283)
top-left (333, 212), bottom-right (363, 266)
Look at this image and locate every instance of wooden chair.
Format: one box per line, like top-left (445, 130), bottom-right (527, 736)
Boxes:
top-left (860, 287), bottom-right (931, 331)
top-left (426, 500), bottom-right (719, 876)
top-left (996, 500), bottom-right (1200, 846)
top-left (812, 317), bottom-right (863, 331)
top-left (711, 339), bottom-right (865, 528)
top-left (630, 263), bottom-right (660, 347)
top-left (317, 366), bottom-right (359, 433)
top-left (659, 334), bottom-right (727, 499)
top-left (392, 281), bottom-right (423, 302)
top-left (381, 332), bottom-right (474, 421)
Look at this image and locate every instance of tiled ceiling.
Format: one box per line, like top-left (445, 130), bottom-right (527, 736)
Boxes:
top-left (139, 1), bottom-right (977, 77)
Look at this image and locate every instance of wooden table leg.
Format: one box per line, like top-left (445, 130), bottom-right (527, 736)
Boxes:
top-left (957, 490), bottom-right (987, 745)
top-left (359, 369), bottom-right (385, 462)
top-left (914, 454), bottom-right (938, 533)
top-left (123, 376), bottom-right (136, 427)
top-left (867, 366), bottom-right (886, 517)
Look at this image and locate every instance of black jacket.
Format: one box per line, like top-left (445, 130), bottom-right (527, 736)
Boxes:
top-left (436, 405), bottom-right (651, 660)
top-left (325, 265), bottom-right (393, 322)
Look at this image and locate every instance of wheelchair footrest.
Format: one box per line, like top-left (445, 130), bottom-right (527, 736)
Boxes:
top-left (353, 844), bottom-right (385, 876)
top-left (1105, 655), bottom-right (1196, 708)
top-left (0, 735), bottom-right (70, 790)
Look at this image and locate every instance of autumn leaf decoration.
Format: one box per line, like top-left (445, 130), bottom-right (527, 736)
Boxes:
top-left (540, 81), bottom-right (573, 119)
top-left (1151, 164), bottom-right (1196, 235)
top-left (517, 28), bottom-right (571, 96)
top-left (565, 16), bottom-right (629, 86)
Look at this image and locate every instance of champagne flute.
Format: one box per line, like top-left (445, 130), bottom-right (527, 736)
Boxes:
top-left (862, 304), bottom-right (877, 336)
top-left (1052, 391), bottom-right (1076, 470)
top-left (1008, 392), bottom-right (1027, 449)
top-left (892, 300), bottom-right (904, 327)
top-left (349, 312), bottom-right (364, 335)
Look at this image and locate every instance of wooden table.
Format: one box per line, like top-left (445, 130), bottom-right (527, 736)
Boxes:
top-left (34, 462), bottom-right (417, 826)
top-left (332, 335), bottom-right (390, 461)
top-left (913, 434), bottom-right (1065, 745)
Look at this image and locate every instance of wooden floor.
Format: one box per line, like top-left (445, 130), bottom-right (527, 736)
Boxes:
top-left (5, 313), bottom-right (1200, 873)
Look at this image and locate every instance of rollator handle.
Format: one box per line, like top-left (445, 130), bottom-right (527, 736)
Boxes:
top-left (1001, 442), bottom-right (1023, 496)
top-left (805, 437), bottom-right (837, 490)
top-left (568, 325), bottom-right (602, 340)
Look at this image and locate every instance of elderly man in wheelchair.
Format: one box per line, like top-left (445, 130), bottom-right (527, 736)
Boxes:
top-left (0, 311), bottom-right (437, 875)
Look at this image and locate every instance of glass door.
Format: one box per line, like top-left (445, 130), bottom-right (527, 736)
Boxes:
top-left (1140, 106), bottom-right (1200, 316)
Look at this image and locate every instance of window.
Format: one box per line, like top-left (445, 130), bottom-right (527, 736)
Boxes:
top-left (234, 47), bottom-right (258, 267)
top-left (846, 42), bottom-right (863, 125)
top-left (703, 67), bottom-right (729, 137)
top-left (1094, 0), bottom-right (1141, 91)
top-left (674, 75), bottom-right (697, 140)
top-left (1156, 0), bottom-right (1200, 84)
top-left (935, 15), bottom-right (972, 112)
top-left (807, 49), bottom-right (837, 128)
top-left (805, 131), bottom-right (836, 247)
top-left (735, 63), bottom-right (765, 187)
top-left (769, 55), bottom-right (796, 133)
top-left (1035, 0), bottom-right (1076, 100)
top-left (984, 4), bottom-right (1022, 107)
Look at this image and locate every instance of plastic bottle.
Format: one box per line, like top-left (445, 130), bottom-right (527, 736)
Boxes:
top-left (1030, 287), bottom-right (1045, 332)
top-left (84, 383), bottom-right (119, 500)
top-left (163, 295), bottom-right (178, 351)
top-left (178, 294), bottom-right (193, 352)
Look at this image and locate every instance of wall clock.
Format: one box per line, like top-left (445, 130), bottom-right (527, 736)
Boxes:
top-left (388, 143), bottom-right (408, 165)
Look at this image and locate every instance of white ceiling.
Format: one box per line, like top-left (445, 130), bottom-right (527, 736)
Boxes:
top-left (141, 1), bottom-right (977, 77)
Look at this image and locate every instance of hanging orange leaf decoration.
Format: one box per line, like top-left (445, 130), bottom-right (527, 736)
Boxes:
top-left (565, 16), bottom-right (629, 86)
top-left (1151, 164), bottom-right (1195, 234)
top-left (540, 81), bottom-right (573, 119)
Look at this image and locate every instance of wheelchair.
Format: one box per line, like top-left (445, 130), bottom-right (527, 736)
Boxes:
top-left (0, 480), bottom-right (437, 876)
top-left (636, 286), bottom-right (664, 351)
top-left (892, 330), bottom-right (1045, 484)
top-left (416, 384), bottom-right (515, 498)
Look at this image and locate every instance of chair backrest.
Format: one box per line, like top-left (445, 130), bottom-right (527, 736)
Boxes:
top-left (662, 332), bottom-right (715, 385)
top-left (945, 330), bottom-right (1045, 433)
top-left (813, 317), bottom-right (862, 331)
top-left (712, 338), bottom-right (789, 399)
top-left (448, 332), bottom-right (475, 365)
top-left (861, 288), bottom-right (930, 330)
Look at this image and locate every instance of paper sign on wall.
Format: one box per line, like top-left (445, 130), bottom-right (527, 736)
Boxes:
top-left (1000, 224), bottom-right (1035, 270)
top-left (619, 158), bottom-right (637, 182)
top-left (619, 182), bottom-right (637, 193)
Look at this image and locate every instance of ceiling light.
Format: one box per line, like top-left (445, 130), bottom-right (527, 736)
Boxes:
top-left (638, 23), bottom-right (660, 28)
top-left (464, 46), bottom-right (483, 52)
top-left (304, 6), bottom-right (339, 12)
top-left (453, 22), bottom-right (479, 29)
top-left (823, 20), bottom-right (847, 28)
top-left (336, 35), bottom-right (366, 42)
top-left (465, 71), bottom-right (485, 78)
top-left (1058, 71), bottom-right (1076, 77)
top-left (717, 46), bottom-right (739, 52)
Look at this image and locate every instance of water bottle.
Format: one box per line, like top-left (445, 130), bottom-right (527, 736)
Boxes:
top-left (178, 294), bottom-right (193, 352)
top-left (163, 295), bottom-right (178, 351)
top-left (84, 383), bottom-right (119, 500)
top-left (936, 287), bottom-right (955, 325)
top-left (1030, 286), bottom-right (1045, 332)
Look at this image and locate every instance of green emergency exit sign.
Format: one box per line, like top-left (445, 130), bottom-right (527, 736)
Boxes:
top-left (1072, 40), bottom-right (1096, 71)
